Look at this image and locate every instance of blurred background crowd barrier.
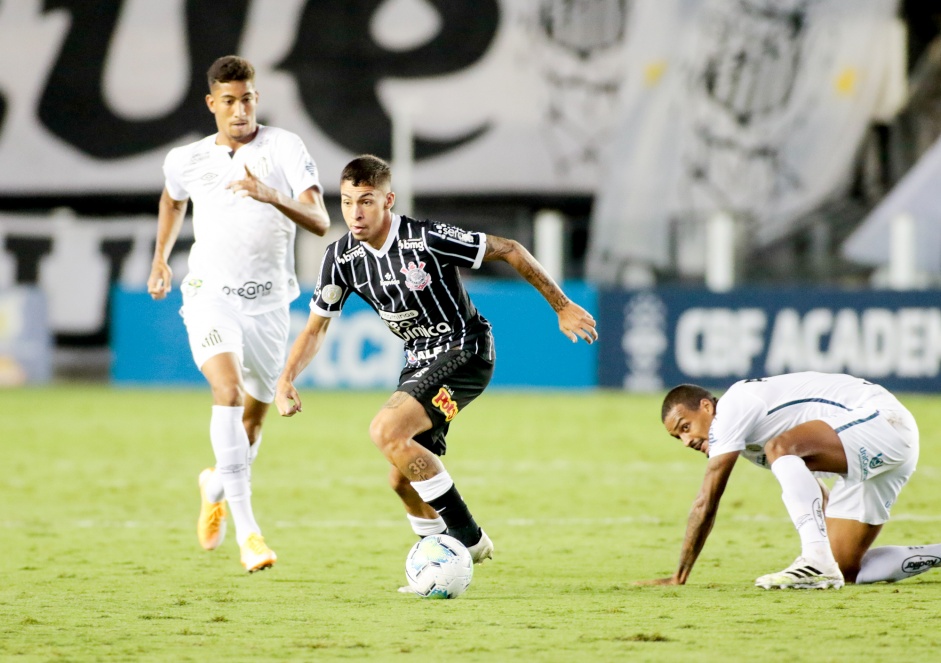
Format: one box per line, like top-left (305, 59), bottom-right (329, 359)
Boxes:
top-left (0, 0), bottom-right (939, 391)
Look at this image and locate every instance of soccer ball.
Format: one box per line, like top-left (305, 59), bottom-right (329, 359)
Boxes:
top-left (405, 534), bottom-right (474, 599)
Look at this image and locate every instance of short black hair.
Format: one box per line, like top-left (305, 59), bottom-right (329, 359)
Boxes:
top-left (661, 384), bottom-right (717, 422)
top-left (207, 55), bottom-right (255, 90)
top-left (341, 154), bottom-right (391, 189)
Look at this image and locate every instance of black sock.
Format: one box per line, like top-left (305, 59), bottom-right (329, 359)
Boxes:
top-left (427, 484), bottom-right (480, 547)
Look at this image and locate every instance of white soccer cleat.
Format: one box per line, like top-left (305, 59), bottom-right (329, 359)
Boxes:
top-left (466, 529), bottom-right (494, 564)
top-left (755, 555), bottom-right (844, 590)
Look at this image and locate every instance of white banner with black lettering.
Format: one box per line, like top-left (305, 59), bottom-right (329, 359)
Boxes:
top-left (0, 0), bottom-right (636, 194)
top-left (588, 0), bottom-right (905, 283)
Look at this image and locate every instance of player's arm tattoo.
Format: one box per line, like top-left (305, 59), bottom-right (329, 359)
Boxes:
top-left (484, 236), bottom-right (570, 312)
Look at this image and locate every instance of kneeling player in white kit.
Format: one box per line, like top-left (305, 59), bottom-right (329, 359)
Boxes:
top-left (642, 372), bottom-right (941, 589)
top-left (147, 56), bottom-right (330, 572)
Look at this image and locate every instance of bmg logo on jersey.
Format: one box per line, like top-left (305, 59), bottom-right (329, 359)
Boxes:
top-left (222, 280), bottom-right (273, 300)
top-left (432, 387), bottom-right (459, 421)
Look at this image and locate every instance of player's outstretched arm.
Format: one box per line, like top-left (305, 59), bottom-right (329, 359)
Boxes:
top-left (483, 235), bottom-right (597, 344)
top-left (148, 188), bottom-right (188, 300)
top-left (227, 166), bottom-right (331, 236)
top-left (637, 451), bottom-right (739, 585)
top-left (275, 312), bottom-right (331, 416)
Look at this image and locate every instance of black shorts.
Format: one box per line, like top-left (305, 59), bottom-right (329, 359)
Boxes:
top-left (398, 348), bottom-right (494, 456)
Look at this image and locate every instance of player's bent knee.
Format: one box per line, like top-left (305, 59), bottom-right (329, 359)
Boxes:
top-left (209, 383), bottom-right (244, 407)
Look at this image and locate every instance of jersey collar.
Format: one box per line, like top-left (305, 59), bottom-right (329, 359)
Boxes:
top-left (363, 213), bottom-right (401, 258)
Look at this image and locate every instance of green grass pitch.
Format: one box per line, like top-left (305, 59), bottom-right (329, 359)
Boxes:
top-left (2, 386), bottom-right (941, 661)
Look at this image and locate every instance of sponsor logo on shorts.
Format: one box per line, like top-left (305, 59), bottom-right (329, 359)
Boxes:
top-left (902, 555), bottom-right (941, 574)
top-left (400, 238), bottom-right (424, 250)
top-left (379, 272), bottom-right (399, 286)
top-left (201, 328), bottom-right (223, 348)
top-left (222, 281), bottom-right (273, 300)
top-left (406, 346), bottom-right (445, 365)
top-left (432, 387), bottom-right (459, 422)
top-left (858, 446), bottom-right (872, 480)
top-left (320, 284), bottom-right (343, 305)
top-left (379, 309), bottom-right (418, 322)
top-left (869, 453), bottom-right (884, 470)
top-left (337, 245), bottom-right (366, 264)
top-left (400, 261), bottom-right (432, 291)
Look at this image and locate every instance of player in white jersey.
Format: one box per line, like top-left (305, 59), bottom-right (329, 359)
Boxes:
top-left (147, 56), bottom-right (330, 573)
top-left (275, 155), bottom-right (597, 583)
top-left (641, 372), bottom-right (941, 589)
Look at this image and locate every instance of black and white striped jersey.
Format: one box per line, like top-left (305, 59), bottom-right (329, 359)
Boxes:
top-left (310, 214), bottom-right (495, 367)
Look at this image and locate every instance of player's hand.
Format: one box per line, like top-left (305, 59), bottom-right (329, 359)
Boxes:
top-left (226, 165), bottom-right (275, 203)
top-left (635, 577), bottom-right (682, 586)
top-left (275, 379), bottom-right (303, 417)
top-left (557, 301), bottom-right (598, 344)
top-left (147, 261), bottom-right (172, 300)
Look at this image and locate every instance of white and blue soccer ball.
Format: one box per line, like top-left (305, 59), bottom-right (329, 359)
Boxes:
top-left (405, 534), bottom-right (474, 599)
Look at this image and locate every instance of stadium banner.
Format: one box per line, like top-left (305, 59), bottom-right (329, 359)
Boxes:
top-left (0, 286), bottom-right (52, 386)
top-left (0, 0), bottom-right (633, 195)
top-left (588, 0), bottom-right (905, 282)
top-left (111, 281), bottom-right (597, 389)
top-left (599, 288), bottom-right (941, 393)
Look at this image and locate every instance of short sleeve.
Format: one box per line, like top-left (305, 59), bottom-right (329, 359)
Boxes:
top-left (423, 222), bottom-right (487, 269)
top-left (162, 148), bottom-right (189, 201)
top-left (278, 132), bottom-right (321, 199)
top-left (309, 245), bottom-right (352, 317)
top-left (708, 384), bottom-right (766, 459)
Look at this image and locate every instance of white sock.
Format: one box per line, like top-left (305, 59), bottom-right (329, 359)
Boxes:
top-left (410, 471), bottom-right (453, 502)
top-left (211, 405), bottom-right (260, 545)
top-left (770, 455), bottom-right (832, 562)
top-left (248, 433), bottom-right (262, 482)
top-left (205, 433), bottom-right (263, 501)
top-left (407, 513), bottom-right (447, 537)
top-left (204, 468), bottom-right (225, 503)
top-left (857, 544), bottom-right (941, 584)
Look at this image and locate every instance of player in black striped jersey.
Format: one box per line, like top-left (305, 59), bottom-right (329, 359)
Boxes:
top-left (276, 155), bottom-right (597, 570)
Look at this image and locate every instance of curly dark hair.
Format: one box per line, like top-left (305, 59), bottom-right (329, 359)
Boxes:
top-left (207, 55), bottom-right (255, 90)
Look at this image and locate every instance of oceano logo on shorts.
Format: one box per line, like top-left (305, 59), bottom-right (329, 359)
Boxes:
top-left (222, 281), bottom-right (273, 300)
top-left (902, 555), bottom-right (941, 574)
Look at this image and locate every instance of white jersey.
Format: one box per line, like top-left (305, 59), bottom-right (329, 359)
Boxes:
top-left (163, 125), bottom-right (321, 314)
top-left (708, 372), bottom-right (902, 469)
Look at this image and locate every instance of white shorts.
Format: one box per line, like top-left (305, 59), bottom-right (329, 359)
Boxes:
top-left (822, 399), bottom-right (919, 525)
top-left (180, 299), bottom-right (290, 403)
